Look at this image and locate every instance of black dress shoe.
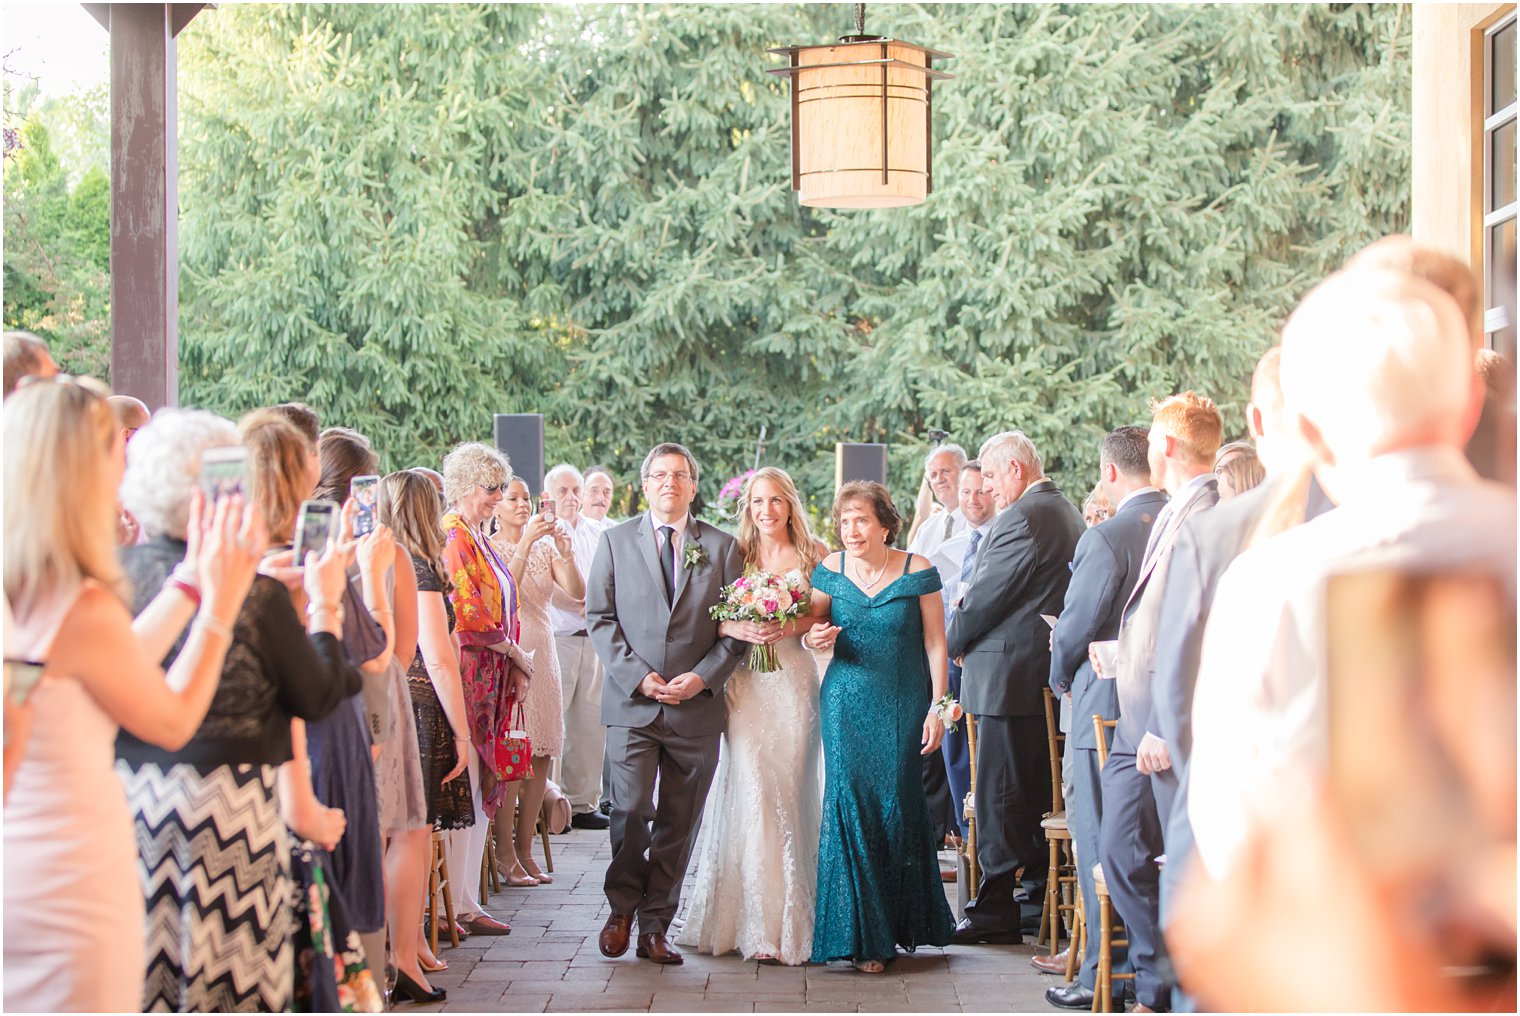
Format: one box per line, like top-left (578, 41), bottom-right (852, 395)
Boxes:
top-left (598, 799), bottom-right (613, 816)
top-left (1045, 982), bottom-right (1121, 1011)
top-left (950, 917), bottom-right (1022, 945)
top-left (571, 811), bottom-right (610, 830)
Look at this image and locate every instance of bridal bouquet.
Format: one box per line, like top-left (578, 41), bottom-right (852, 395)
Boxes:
top-left (710, 569), bottom-right (811, 673)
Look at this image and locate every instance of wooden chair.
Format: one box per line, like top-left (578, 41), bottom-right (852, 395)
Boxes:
top-left (481, 825), bottom-right (501, 900)
top-left (427, 831), bottom-right (460, 953)
top-left (537, 808), bottom-right (555, 874)
top-left (1089, 714), bottom-right (1131, 1013)
top-left (1038, 689), bottom-right (1078, 955)
top-left (1093, 714), bottom-right (1116, 769)
top-left (1065, 878), bottom-right (1085, 983)
top-left (962, 712), bottom-right (979, 898)
top-left (1092, 863), bottom-right (1132, 1013)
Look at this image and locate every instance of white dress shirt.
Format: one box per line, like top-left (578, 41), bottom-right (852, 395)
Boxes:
top-left (909, 504), bottom-right (965, 562)
top-left (647, 511), bottom-right (690, 571)
top-left (1188, 446), bottom-right (1516, 879)
top-left (931, 521), bottom-right (986, 612)
top-left (548, 512), bottom-right (614, 637)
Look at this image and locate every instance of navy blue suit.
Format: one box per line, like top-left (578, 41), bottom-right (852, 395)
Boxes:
top-left (1048, 488), bottom-right (1165, 988)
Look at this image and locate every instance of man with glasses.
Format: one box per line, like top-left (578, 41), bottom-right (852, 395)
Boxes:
top-left (586, 443), bottom-right (744, 966)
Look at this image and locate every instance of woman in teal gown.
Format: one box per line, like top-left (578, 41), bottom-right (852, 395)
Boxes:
top-left (803, 482), bottom-right (956, 971)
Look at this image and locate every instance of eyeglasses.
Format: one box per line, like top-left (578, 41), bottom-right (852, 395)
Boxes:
top-left (646, 471), bottom-right (693, 485)
top-left (481, 482), bottom-right (506, 494)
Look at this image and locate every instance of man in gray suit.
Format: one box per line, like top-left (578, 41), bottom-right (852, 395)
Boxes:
top-left (1095, 392), bottom-right (1222, 1013)
top-left (947, 430), bottom-right (1085, 944)
top-left (1041, 426), bottom-right (1164, 1008)
top-left (586, 443), bottom-right (744, 965)
top-left (1142, 349), bottom-right (1299, 1011)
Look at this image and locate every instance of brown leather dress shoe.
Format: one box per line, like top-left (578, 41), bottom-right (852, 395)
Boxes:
top-left (1031, 948), bottom-right (1069, 974)
top-left (635, 932), bottom-right (684, 965)
top-left (599, 913), bottom-right (632, 958)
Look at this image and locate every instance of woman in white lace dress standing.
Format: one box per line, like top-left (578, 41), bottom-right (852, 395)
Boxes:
top-left (677, 467), bottom-right (828, 966)
top-left (489, 478), bottom-right (581, 884)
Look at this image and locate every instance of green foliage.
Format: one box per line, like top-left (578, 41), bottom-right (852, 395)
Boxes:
top-left (21, 3), bottom-right (1412, 530)
top-left (2, 80), bottom-right (113, 379)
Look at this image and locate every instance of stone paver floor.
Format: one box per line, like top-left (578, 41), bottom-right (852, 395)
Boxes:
top-left (412, 828), bottom-right (1063, 1013)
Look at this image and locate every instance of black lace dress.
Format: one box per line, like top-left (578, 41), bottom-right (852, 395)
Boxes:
top-left (409, 557), bottom-right (475, 829)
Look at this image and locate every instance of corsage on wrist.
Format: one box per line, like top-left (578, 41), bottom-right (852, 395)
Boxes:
top-left (931, 692), bottom-right (964, 731)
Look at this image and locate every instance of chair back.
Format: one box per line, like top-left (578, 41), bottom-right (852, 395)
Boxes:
top-left (966, 711), bottom-right (978, 790)
top-left (1042, 688), bottom-right (1065, 813)
top-left (1093, 714), bottom-right (1118, 769)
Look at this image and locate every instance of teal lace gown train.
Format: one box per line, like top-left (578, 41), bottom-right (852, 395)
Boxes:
top-left (809, 556), bottom-right (956, 963)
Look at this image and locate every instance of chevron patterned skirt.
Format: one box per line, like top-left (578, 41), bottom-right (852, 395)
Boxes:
top-left (117, 760), bottom-right (295, 1013)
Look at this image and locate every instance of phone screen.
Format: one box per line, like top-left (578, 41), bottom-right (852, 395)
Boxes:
top-left (293, 499), bottom-right (339, 565)
top-left (198, 446), bottom-right (248, 503)
top-left (4, 658), bottom-right (45, 708)
top-left (1325, 569), bottom-right (1514, 914)
top-left (540, 496), bottom-right (556, 520)
top-left (350, 475), bottom-right (379, 537)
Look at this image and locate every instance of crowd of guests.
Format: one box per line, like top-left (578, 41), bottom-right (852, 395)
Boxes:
top-left (0, 345), bottom-right (622, 1010)
top-left (905, 236), bottom-right (1514, 1012)
top-left (1, 230), bottom-right (1515, 1012)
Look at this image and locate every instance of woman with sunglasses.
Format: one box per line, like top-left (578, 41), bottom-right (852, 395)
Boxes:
top-left (437, 443), bottom-right (530, 937)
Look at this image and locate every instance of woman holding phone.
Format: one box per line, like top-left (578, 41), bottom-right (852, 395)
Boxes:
top-left (379, 469), bottom-right (473, 989)
top-left (3, 382), bottom-right (268, 1012)
top-left (488, 478), bottom-right (582, 885)
top-left (438, 441), bottom-right (529, 937)
top-left (314, 427), bottom-right (428, 992)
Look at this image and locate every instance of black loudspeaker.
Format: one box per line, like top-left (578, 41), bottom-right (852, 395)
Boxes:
top-left (493, 414), bottom-right (544, 494)
top-left (835, 442), bottom-right (889, 491)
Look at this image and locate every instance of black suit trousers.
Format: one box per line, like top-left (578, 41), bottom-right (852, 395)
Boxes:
top-left (963, 713), bottom-right (1050, 930)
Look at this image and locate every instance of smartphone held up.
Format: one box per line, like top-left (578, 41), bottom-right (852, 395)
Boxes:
top-left (198, 446), bottom-right (248, 504)
top-left (350, 475), bottom-right (379, 537)
top-left (293, 499), bottom-right (340, 567)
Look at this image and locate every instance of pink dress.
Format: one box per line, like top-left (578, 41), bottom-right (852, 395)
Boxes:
top-left (492, 538), bottom-right (565, 758)
top-left (4, 584), bottom-right (144, 1011)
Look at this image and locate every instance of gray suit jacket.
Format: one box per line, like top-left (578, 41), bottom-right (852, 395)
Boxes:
top-left (1113, 476), bottom-right (1219, 753)
top-left (586, 514), bottom-right (745, 737)
top-left (1049, 490), bottom-right (1167, 750)
top-left (947, 479), bottom-right (1085, 718)
top-left (1147, 480), bottom-right (1276, 762)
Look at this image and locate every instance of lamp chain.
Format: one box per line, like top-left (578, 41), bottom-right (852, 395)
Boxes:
top-left (854, 3), bottom-right (866, 36)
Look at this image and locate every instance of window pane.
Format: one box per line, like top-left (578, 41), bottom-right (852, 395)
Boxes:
top-left (1495, 22), bottom-right (1516, 115)
top-left (1487, 217), bottom-right (1516, 342)
top-left (1495, 120), bottom-right (1516, 211)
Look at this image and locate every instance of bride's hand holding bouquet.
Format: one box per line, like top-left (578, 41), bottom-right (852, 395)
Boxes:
top-left (711, 569), bottom-right (811, 673)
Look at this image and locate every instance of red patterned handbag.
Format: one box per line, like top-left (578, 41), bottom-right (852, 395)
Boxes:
top-left (493, 703), bottom-right (533, 783)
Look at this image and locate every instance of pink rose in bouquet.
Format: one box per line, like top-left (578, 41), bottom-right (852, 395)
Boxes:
top-left (709, 568), bottom-right (811, 672)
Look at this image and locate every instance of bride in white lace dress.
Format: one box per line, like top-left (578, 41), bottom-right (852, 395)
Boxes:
top-left (676, 467), bottom-right (829, 966)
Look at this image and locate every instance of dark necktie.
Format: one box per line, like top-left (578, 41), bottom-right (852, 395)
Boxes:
top-left (942, 511), bottom-right (956, 541)
top-left (659, 525), bottom-right (676, 600)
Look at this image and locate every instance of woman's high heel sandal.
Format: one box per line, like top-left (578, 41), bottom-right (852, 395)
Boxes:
top-left (392, 970), bottom-right (446, 1004)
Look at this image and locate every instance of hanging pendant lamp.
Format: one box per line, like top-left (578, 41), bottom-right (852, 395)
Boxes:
top-left (767, 3), bottom-right (953, 209)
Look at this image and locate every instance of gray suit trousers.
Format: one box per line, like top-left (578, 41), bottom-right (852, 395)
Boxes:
top-left (603, 711), bottom-right (721, 936)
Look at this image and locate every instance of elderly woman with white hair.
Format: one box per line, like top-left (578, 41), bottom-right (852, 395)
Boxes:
top-left (438, 441), bottom-right (530, 937)
top-left (114, 408), bottom-right (361, 1011)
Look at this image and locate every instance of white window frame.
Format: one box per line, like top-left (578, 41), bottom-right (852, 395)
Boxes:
top-left (1482, 12), bottom-right (1517, 350)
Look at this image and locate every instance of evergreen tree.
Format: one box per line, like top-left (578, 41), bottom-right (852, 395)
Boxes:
top-left (163, 3), bottom-right (1411, 517)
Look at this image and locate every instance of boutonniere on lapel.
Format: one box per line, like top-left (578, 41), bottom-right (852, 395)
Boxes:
top-left (683, 540), bottom-right (709, 571)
